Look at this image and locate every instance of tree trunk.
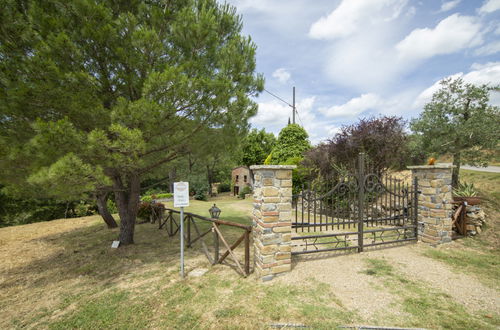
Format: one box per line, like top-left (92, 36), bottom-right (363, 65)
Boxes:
top-left (207, 164), bottom-right (213, 195)
top-left (452, 152), bottom-right (461, 189)
top-left (96, 192), bottom-right (118, 229)
top-left (113, 174), bottom-right (141, 245)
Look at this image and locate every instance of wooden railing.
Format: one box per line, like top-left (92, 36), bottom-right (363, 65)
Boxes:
top-left (451, 201), bottom-right (467, 236)
top-left (155, 208), bottom-right (252, 277)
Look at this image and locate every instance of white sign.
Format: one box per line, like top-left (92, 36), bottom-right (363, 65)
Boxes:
top-left (174, 181), bottom-right (189, 207)
top-left (111, 240), bottom-right (120, 248)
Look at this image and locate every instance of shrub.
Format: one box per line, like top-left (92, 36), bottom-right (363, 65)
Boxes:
top-left (144, 187), bottom-right (164, 196)
top-left (453, 182), bottom-right (478, 197)
top-left (191, 182), bottom-right (208, 201)
top-left (156, 193), bottom-right (173, 199)
top-left (217, 182), bottom-right (231, 193)
top-left (141, 195), bottom-right (153, 203)
top-left (239, 186), bottom-right (252, 199)
top-left (74, 201), bottom-right (97, 217)
top-left (107, 199), bottom-right (118, 214)
top-left (194, 190), bottom-right (207, 201)
top-left (137, 201), bottom-right (165, 220)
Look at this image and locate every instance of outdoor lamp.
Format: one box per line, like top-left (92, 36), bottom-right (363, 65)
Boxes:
top-left (209, 204), bottom-right (221, 219)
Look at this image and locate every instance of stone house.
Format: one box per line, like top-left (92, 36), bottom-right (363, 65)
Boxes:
top-left (231, 166), bottom-right (252, 196)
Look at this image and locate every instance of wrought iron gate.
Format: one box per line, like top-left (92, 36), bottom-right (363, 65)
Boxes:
top-left (291, 154), bottom-right (419, 255)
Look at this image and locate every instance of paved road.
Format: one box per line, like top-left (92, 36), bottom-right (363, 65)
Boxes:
top-left (442, 163), bottom-right (500, 173)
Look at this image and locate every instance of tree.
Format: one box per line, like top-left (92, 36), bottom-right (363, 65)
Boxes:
top-left (304, 116), bottom-right (408, 179)
top-left (268, 124), bottom-right (311, 165)
top-left (411, 78), bottom-right (500, 187)
top-left (238, 128), bottom-right (276, 166)
top-left (0, 0), bottom-right (263, 244)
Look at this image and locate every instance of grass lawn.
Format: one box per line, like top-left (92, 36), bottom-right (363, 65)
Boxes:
top-left (1, 174), bottom-right (499, 329)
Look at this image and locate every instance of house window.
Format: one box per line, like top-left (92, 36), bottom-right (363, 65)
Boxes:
top-left (244, 175), bottom-right (247, 183)
top-left (236, 175), bottom-right (239, 182)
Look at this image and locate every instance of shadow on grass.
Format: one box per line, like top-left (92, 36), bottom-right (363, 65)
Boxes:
top-left (0, 212), bottom-right (252, 293)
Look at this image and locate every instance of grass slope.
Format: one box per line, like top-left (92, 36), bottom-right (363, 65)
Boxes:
top-left (1, 170), bottom-right (499, 329)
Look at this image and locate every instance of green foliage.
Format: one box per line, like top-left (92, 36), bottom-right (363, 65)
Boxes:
top-left (269, 124), bottom-right (311, 165)
top-left (453, 182), bottom-right (478, 197)
top-left (238, 186), bottom-right (252, 199)
top-left (411, 77), bottom-right (500, 186)
top-left (217, 182), bottom-right (231, 193)
top-left (74, 201), bottom-right (97, 217)
top-left (137, 202), bottom-right (165, 221)
top-left (282, 156), bottom-right (310, 195)
top-left (264, 152), bottom-right (273, 165)
top-left (106, 199), bottom-right (118, 214)
top-left (191, 182), bottom-right (208, 201)
top-left (0, 0), bottom-right (263, 242)
top-left (0, 187), bottom-right (78, 227)
top-left (401, 133), bottom-right (428, 167)
top-left (155, 193), bottom-right (173, 199)
top-left (238, 128), bottom-right (276, 166)
top-left (141, 193), bottom-right (173, 202)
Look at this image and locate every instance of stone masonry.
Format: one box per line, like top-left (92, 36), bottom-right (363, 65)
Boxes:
top-left (408, 165), bottom-right (454, 245)
top-left (250, 165), bottom-right (296, 281)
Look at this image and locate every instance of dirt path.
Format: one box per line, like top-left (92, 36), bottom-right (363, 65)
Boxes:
top-left (277, 243), bottom-right (499, 321)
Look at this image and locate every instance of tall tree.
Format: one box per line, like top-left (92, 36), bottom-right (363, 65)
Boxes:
top-left (267, 124), bottom-right (310, 165)
top-left (238, 128), bottom-right (276, 166)
top-left (411, 78), bottom-right (500, 187)
top-left (305, 116), bottom-right (409, 179)
top-left (0, 0), bottom-right (263, 244)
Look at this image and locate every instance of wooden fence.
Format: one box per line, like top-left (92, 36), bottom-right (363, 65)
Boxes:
top-left (153, 207), bottom-right (252, 277)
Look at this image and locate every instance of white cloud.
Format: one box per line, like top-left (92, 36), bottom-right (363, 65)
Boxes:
top-left (396, 14), bottom-right (483, 62)
top-left (414, 62), bottom-right (500, 108)
top-left (319, 93), bottom-right (385, 118)
top-left (309, 0), bottom-right (409, 40)
top-left (439, 0), bottom-right (461, 12)
top-left (250, 101), bottom-right (290, 127)
top-left (474, 41), bottom-right (500, 56)
top-left (272, 68), bottom-right (291, 84)
top-left (326, 125), bottom-right (341, 137)
top-left (478, 0), bottom-right (500, 14)
top-left (250, 97), bottom-right (316, 132)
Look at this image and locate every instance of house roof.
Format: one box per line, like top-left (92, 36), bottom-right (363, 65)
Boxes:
top-left (231, 166), bottom-right (250, 171)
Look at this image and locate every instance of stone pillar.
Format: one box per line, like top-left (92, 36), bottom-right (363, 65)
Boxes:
top-left (250, 165), bottom-right (296, 281)
top-left (408, 165), bottom-right (454, 245)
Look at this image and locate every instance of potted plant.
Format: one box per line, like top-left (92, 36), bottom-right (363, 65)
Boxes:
top-left (453, 182), bottom-right (481, 205)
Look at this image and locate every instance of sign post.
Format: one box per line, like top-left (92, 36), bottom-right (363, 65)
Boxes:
top-left (174, 182), bottom-right (189, 278)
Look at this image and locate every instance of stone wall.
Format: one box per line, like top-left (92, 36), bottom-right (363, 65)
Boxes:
top-left (250, 165), bottom-right (296, 281)
top-left (408, 165), bottom-right (454, 244)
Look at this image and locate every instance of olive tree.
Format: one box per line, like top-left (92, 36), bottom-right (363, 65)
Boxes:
top-left (411, 78), bottom-right (500, 187)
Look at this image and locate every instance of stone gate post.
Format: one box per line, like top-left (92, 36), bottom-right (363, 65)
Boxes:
top-left (408, 165), bottom-right (455, 245)
top-left (250, 165), bottom-right (296, 281)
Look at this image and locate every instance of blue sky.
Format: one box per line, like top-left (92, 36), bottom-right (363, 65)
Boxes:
top-left (224, 0), bottom-right (500, 144)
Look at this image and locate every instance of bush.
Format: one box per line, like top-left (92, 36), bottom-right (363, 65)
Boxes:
top-left (453, 182), bottom-right (478, 197)
top-left (74, 201), bottom-right (97, 217)
top-left (107, 199), bottom-right (117, 214)
top-left (141, 195), bottom-right (153, 203)
top-left (239, 186), bottom-right (252, 199)
top-left (144, 187), bottom-right (164, 196)
top-left (194, 190), bottom-right (207, 201)
top-left (191, 182), bottom-right (208, 201)
top-left (137, 201), bottom-right (165, 220)
top-left (217, 182), bottom-right (231, 193)
top-left (156, 193), bottom-right (173, 199)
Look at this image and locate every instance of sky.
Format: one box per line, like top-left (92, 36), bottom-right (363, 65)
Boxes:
top-left (223, 0), bottom-right (500, 144)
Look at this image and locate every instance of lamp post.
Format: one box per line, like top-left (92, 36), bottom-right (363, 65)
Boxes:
top-left (209, 204), bottom-right (221, 219)
top-left (209, 204), bottom-right (221, 264)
